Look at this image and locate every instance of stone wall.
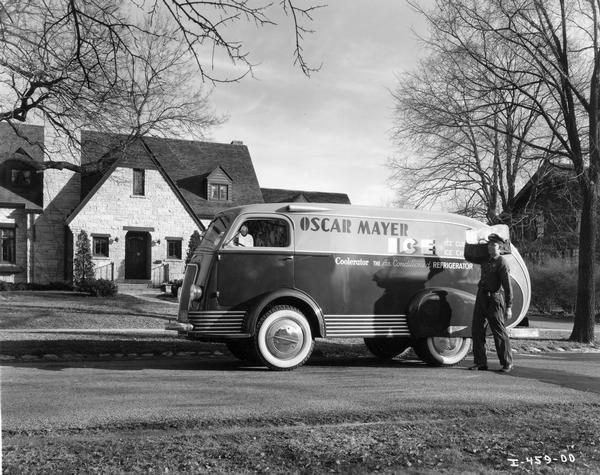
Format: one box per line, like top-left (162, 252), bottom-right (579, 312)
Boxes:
top-left (68, 166), bottom-right (200, 283)
top-left (34, 129), bottom-right (81, 283)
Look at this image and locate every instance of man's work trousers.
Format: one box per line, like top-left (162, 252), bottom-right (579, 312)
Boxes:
top-left (472, 288), bottom-right (513, 367)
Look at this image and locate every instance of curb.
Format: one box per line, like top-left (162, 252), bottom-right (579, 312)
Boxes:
top-left (1, 329), bottom-right (178, 336)
top-left (0, 349), bottom-right (225, 363)
top-left (510, 328), bottom-right (570, 339)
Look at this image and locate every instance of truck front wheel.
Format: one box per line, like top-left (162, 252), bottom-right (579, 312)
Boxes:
top-left (412, 337), bottom-right (471, 366)
top-left (255, 305), bottom-right (314, 371)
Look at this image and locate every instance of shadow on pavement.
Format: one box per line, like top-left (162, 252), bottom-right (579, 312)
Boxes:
top-left (504, 365), bottom-right (600, 395)
top-left (1, 354), bottom-right (430, 372)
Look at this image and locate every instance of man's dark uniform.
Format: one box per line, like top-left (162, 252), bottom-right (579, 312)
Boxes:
top-left (471, 244), bottom-right (513, 369)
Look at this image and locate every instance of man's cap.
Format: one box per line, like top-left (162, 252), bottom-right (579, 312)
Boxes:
top-left (487, 233), bottom-right (506, 244)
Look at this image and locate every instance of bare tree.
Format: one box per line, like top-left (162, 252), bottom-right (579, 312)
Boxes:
top-left (389, 45), bottom-right (549, 225)
top-left (406, 0), bottom-right (597, 343)
top-left (0, 0), bottom-right (322, 170)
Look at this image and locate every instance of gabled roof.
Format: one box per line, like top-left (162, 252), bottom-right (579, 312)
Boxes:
top-left (75, 131), bottom-right (264, 222)
top-left (67, 136), bottom-right (203, 228)
top-left (142, 136), bottom-right (264, 217)
top-left (261, 187), bottom-right (351, 204)
top-left (207, 165), bottom-right (233, 182)
top-left (0, 123), bottom-right (44, 211)
top-left (512, 162), bottom-right (577, 211)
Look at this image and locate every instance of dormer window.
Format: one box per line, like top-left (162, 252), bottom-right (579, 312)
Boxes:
top-left (11, 169), bottom-right (32, 186)
top-left (209, 183), bottom-right (229, 201)
top-left (206, 166), bottom-right (233, 202)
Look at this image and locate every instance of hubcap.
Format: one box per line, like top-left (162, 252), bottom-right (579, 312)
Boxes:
top-left (265, 317), bottom-right (305, 360)
top-left (430, 337), bottom-right (463, 356)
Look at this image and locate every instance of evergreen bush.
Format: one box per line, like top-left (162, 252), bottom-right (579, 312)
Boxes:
top-left (185, 230), bottom-right (202, 264)
top-left (73, 230), bottom-right (95, 288)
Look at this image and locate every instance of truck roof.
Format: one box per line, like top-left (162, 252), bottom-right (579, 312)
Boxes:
top-left (220, 203), bottom-right (487, 229)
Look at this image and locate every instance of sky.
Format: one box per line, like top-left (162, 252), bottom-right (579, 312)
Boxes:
top-left (207, 1), bottom-right (431, 206)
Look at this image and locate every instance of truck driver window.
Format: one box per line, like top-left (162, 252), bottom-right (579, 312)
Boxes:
top-left (239, 219), bottom-right (290, 248)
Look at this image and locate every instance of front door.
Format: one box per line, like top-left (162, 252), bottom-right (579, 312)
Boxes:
top-left (125, 232), bottom-right (149, 279)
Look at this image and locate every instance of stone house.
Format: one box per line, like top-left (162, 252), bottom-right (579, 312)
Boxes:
top-left (1, 123), bottom-right (350, 285)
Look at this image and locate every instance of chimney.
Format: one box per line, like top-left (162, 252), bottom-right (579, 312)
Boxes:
top-left (230, 140), bottom-right (243, 146)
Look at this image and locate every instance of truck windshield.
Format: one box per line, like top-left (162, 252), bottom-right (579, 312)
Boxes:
top-left (199, 214), bottom-right (232, 251)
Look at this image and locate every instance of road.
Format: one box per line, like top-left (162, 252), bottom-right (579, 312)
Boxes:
top-left (2, 350), bottom-right (599, 433)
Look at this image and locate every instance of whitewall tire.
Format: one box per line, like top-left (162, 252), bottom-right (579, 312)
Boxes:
top-left (255, 305), bottom-right (314, 371)
top-left (413, 337), bottom-right (471, 366)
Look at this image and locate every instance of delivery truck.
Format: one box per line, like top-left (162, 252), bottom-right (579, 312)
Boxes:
top-left (167, 203), bottom-right (531, 370)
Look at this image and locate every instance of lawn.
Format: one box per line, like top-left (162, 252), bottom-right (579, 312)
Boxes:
top-left (0, 290), bottom-right (598, 359)
top-left (0, 290), bottom-right (177, 329)
top-left (4, 403), bottom-right (600, 474)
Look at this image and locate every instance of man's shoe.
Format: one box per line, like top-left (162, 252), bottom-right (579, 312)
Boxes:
top-left (500, 364), bottom-right (513, 373)
top-left (468, 364), bottom-right (488, 371)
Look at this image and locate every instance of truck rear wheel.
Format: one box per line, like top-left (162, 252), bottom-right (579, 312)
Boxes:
top-left (413, 337), bottom-right (471, 366)
top-left (255, 305), bottom-right (314, 371)
top-left (364, 337), bottom-right (411, 359)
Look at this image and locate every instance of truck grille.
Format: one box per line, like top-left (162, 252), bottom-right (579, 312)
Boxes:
top-left (188, 311), bottom-right (246, 334)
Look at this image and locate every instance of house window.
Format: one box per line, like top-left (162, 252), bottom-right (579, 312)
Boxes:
top-left (209, 183), bottom-right (229, 201)
top-left (166, 239), bottom-right (182, 259)
top-left (133, 169), bottom-right (145, 196)
top-left (93, 236), bottom-right (109, 257)
top-left (10, 169), bottom-right (32, 186)
top-left (535, 212), bottom-right (545, 239)
top-left (0, 228), bottom-right (16, 264)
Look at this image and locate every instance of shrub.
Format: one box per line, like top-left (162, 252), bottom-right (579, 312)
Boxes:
top-left (0, 281), bottom-right (74, 292)
top-left (73, 230), bottom-right (95, 288)
top-left (170, 279), bottom-right (183, 297)
top-left (185, 230), bottom-right (202, 264)
top-left (77, 278), bottom-right (118, 297)
top-left (529, 258), bottom-right (600, 314)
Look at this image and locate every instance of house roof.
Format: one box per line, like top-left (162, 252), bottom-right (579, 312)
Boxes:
top-left (512, 162), bottom-right (578, 211)
top-left (143, 136), bottom-right (264, 217)
top-left (0, 123), bottom-right (44, 211)
top-left (261, 187), bottom-right (351, 204)
top-left (75, 131), bottom-right (264, 222)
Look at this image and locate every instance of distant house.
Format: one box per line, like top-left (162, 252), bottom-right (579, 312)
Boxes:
top-left (261, 188), bottom-right (351, 204)
top-left (0, 124), bottom-right (44, 283)
top-left (1, 124), bottom-right (350, 285)
top-left (511, 163), bottom-right (582, 262)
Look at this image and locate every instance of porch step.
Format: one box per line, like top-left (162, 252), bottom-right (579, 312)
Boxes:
top-left (117, 281), bottom-right (153, 293)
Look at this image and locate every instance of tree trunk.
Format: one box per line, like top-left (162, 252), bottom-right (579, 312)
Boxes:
top-left (570, 184), bottom-right (597, 342)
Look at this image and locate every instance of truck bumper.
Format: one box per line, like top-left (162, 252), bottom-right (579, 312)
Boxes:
top-left (165, 321), bottom-right (194, 332)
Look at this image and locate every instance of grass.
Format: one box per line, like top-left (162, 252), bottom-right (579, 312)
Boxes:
top-left (4, 403), bottom-right (600, 473)
top-left (0, 290), bottom-right (598, 359)
top-left (0, 290), bottom-right (177, 329)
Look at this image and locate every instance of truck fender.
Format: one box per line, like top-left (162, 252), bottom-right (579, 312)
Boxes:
top-left (244, 288), bottom-right (326, 338)
top-left (406, 287), bottom-right (475, 338)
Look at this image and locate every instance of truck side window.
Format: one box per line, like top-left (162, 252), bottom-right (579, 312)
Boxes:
top-left (244, 219), bottom-right (290, 248)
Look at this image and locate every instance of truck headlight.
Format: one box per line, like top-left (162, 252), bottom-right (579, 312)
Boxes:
top-left (190, 284), bottom-right (203, 302)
